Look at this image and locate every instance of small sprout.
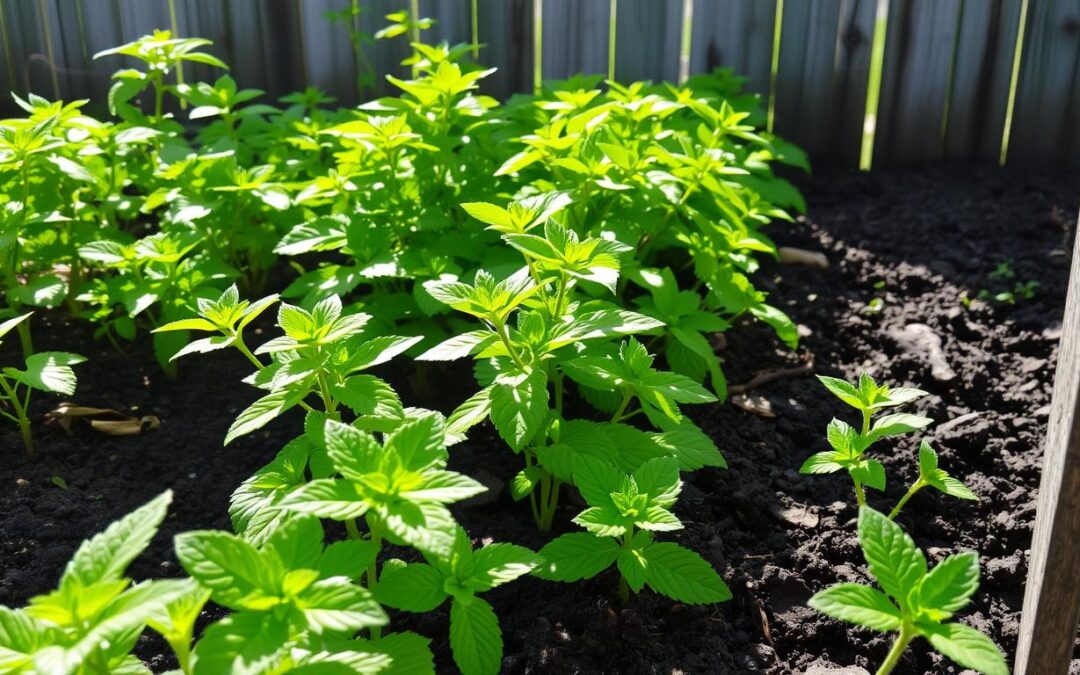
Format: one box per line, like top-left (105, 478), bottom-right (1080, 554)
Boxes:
top-left (810, 507), bottom-right (1008, 675)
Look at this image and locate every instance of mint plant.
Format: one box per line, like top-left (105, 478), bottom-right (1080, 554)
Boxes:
top-left (278, 414), bottom-right (486, 564)
top-left (175, 514), bottom-right (434, 673)
top-left (377, 527), bottom-right (539, 675)
top-left (0, 492), bottom-right (188, 674)
top-left (801, 373), bottom-right (977, 517)
top-left (0, 313), bottom-right (86, 456)
top-left (536, 455), bottom-right (730, 605)
top-left (157, 288), bottom-right (420, 443)
top-left (810, 507), bottom-right (1007, 675)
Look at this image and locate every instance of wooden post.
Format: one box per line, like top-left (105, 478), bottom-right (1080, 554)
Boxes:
top-left (1014, 221), bottom-right (1080, 673)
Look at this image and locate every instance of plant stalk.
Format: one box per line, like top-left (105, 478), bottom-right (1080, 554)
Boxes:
top-left (888, 480), bottom-right (924, 520)
top-left (875, 624), bottom-right (914, 675)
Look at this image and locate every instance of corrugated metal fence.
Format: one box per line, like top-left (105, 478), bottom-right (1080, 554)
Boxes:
top-left (1, 0), bottom-right (1078, 169)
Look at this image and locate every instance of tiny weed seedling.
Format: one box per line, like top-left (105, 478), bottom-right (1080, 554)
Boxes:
top-left (536, 455), bottom-right (730, 605)
top-left (377, 527), bottom-right (539, 675)
top-left (810, 507), bottom-right (1007, 675)
top-left (0, 313), bottom-right (85, 456)
top-left (801, 373), bottom-right (976, 518)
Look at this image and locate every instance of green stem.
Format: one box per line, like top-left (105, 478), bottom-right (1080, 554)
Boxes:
top-left (853, 480), bottom-right (867, 507)
top-left (875, 624), bottom-right (914, 675)
top-left (366, 522), bottom-right (383, 640)
top-left (345, 518), bottom-right (362, 540)
top-left (618, 575), bottom-right (629, 605)
top-left (611, 389), bottom-right (632, 422)
top-left (552, 271), bottom-right (569, 317)
top-left (233, 336), bottom-right (266, 371)
top-left (0, 375), bottom-right (32, 457)
top-left (888, 480), bottom-right (924, 520)
top-left (493, 319), bottom-right (527, 370)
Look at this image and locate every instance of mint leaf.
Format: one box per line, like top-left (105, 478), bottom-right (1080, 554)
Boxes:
top-left (921, 622), bottom-right (1008, 675)
top-left (808, 583), bottom-right (901, 632)
top-left (641, 542), bottom-right (730, 604)
top-left (857, 507), bottom-right (926, 609)
top-left (534, 533), bottom-right (619, 582)
top-left (449, 597), bottom-right (502, 675)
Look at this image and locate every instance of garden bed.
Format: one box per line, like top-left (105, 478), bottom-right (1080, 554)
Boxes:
top-left (1, 165), bottom-right (1076, 673)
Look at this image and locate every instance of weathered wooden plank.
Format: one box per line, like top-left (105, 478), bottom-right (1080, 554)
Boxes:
top-left (873, 0), bottom-right (961, 163)
top-left (772, 0), bottom-right (876, 167)
top-left (172, 0), bottom-right (229, 87)
top-left (1008, 0), bottom-right (1080, 167)
top-left (689, 0), bottom-right (776, 95)
top-left (476, 0), bottom-right (533, 98)
top-left (941, 0), bottom-right (1023, 163)
top-left (1014, 219), bottom-right (1080, 674)
top-left (542, 0), bottom-right (608, 81)
top-left (613, 0), bottom-right (681, 84)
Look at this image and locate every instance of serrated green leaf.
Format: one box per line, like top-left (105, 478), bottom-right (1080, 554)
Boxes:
top-left (534, 533), bottom-right (619, 582)
top-left (808, 583), bottom-right (901, 632)
top-left (63, 491), bottom-right (171, 588)
top-left (916, 552), bottom-right (979, 616)
top-left (642, 542), bottom-right (730, 604)
top-left (449, 597), bottom-right (502, 675)
top-left (921, 622), bottom-right (1008, 675)
top-left (489, 369), bottom-right (548, 451)
top-left (800, 451), bottom-right (845, 474)
top-left (296, 579), bottom-right (388, 633)
top-left (376, 563), bottom-right (447, 612)
top-left (857, 507), bottom-right (926, 609)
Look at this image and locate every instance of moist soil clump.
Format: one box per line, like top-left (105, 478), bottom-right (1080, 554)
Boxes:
top-left (1, 165), bottom-right (1077, 673)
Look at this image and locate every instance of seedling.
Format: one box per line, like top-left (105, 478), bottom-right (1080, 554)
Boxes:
top-left (810, 507), bottom-right (1007, 675)
top-left (0, 313), bottom-right (86, 456)
top-left (0, 492), bottom-right (188, 673)
top-left (377, 527), bottom-right (539, 675)
top-left (536, 455), bottom-right (730, 605)
top-left (801, 373), bottom-right (978, 518)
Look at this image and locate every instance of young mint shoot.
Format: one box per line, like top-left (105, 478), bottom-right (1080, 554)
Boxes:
top-left (536, 455), bottom-right (730, 606)
top-left (0, 313), bottom-right (86, 456)
top-left (809, 507), bottom-right (1007, 675)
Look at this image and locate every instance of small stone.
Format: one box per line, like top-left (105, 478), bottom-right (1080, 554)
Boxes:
top-left (772, 504), bottom-right (819, 529)
top-left (15, 478), bottom-right (28, 487)
top-left (888, 323), bottom-right (956, 381)
top-left (1018, 357), bottom-right (1047, 374)
top-left (797, 323), bottom-right (813, 338)
top-left (1043, 322), bottom-right (1063, 340)
top-left (1034, 405), bottom-right (1051, 419)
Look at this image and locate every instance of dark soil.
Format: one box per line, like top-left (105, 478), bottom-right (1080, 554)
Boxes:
top-left (1, 166), bottom-right (1077, 674)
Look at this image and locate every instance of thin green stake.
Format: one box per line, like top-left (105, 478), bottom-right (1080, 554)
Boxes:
top-left (767, 0), bottom-right (783, 133)
top-left (859, 0), bottom-right (890, 171)
top-left (36, 0), bottom-right (60, 99)
top-left (533, 0), bottom-right (542, 93)
top-left (169, 0), bottom-right (185, 109)
top-left (999, 0), bottom-right (1030, 165)
top-left (608, 0), bottom-right (617, 82)
top-left (678, 0), bottom-right (693, 84)
top-left (471, 0), bottom-right (479, 60)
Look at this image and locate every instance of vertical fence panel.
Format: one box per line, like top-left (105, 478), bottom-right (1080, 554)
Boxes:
top-left (942, 0), bottom-right (1023, 162)
top-left (362, 0), bottom-right (410, 95)
top-left (42, 0), bottom-right (85, 101)
top-left (773, 0), bottom-right (876, 166)
top-left (690, 0), bottom-right (777, 97)
top-left (300, 0), bottom-right (360, 103)
top-left (4, 0), bottom-right (50, 98)
top-left (874, 0), bottom-right (961, 163)
top-left (174, 0), bottom-right (229, 88)
top-left (542, 0), bottom-right (609, 81)
top-left (613, 0), bottom-right (681, 83)
top-left (419, 0), bottom-right (471, 45)
top-left (1009, 0), bottom-right (1080, 167)
top-left (476, 0), bottom-right (533, 99)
